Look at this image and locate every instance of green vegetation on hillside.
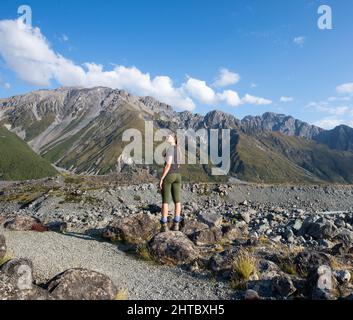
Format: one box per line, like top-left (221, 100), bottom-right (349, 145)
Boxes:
top-left (232, 132), bottom-right (353, 184)
top-left (0, 126), bottom-right (57, 181)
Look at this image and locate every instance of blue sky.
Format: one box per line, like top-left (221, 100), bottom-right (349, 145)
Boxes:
top-left (0, 0), bottom-right (353, 128)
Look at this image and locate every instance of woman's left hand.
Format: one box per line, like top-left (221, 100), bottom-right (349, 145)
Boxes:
top-left (159, 179), bottom-right (164, 190)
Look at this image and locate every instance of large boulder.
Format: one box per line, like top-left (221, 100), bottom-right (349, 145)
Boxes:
top-left (299, 217), bottom-right (338, 240)
top-left (294, 250), bottom-right (332, 277)
top-left (46, 268), bottom-right (117, 300)
top-left (4, 215), bottom-right (47, 232)
top-left (271, 274), bottom-right (297, 298)
top-left (222, 225), bottom-right (243, 241)
top-left (0, 234), bottom-right (6, 261)
top-left (0, 258), bottom-right (34, 290)
top-left (102, 213), bottom-right (160, 245)
top-left (308, 265), bottom-right (336, 300)
top-left (209, 249), bottom-right (238, 276)
top-left (334, 229), bottom-right (353, 247)
top-left (149, 231), bottom-right (199, 266)
top-left (0, 278), bottom-right (50, 300)
top-left (191, 227), bottom-right (223, 246)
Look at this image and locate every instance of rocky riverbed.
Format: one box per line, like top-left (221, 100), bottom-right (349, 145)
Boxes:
top-left (1, 175), bottom-right (353, 300)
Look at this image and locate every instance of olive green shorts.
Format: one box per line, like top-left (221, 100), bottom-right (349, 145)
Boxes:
top-left (162, 173), bottom-right (182, 204)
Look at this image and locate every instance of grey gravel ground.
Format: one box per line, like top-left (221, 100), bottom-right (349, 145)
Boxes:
top-left (1, 227), bottom-right (233, 300)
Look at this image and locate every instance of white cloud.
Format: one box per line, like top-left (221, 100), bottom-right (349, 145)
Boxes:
top-left (293, 36), bottom-right (306, 46)
top-left (336, 82), bottom-right (353, 94)
top-left (241, 94), bottom-right (272, 105)
top-left (0, 19), bottom-right (272, 111)
top-left (0, 19), bottom-right (195, 110)
top-left (183, 77), bottom-right (217, 105)
top-left (306, 100), bottom-right (352, 116)
top-left (280, 96), bottom-right (293, 102)
top-left (213, 68), bottom-right (240, 87)
top-left (314, 117), bottom-right (353, 129)
top-left (217, 90), bottom-right (241, 107)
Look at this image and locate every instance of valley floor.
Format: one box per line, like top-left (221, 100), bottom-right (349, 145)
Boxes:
top-left (1, 227), bottom-right (232, 300)
top-left (1, 177), bottom-right (353, 300)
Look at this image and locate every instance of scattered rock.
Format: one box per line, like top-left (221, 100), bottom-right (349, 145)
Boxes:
top-left (299, 217), bottom-right (337, 240)
top-left (333, 270), bottom-right (351, 285)
top-left (244, 289), bottom-right (261, 300)
top-left (222, 225), bottom-right (243, 242)
top-left (0, 278), bottom-right (50, 300)
top-left (271, 274), bottom-right (296, 298)
top-left (209, 249), bottom-right (237, 276)
top-left (331, 243), bottom-right (347, 256)
top-left (334, 229), bottom-right (353, 247)
top-left (0, 258), bottom-right (33, 290)
top-left (240, 210), bottom-right (255, 224)
top-left (45, 221), bottom-right (68, 233)
top-left (46, 268), bottom-right (117, 300)
top-left (196, 211), bottom-right (223, 228)
top-left (181, 220), bottom-right (208, 236)
top-left (308, 265), bottom-right (335, 300)
top-left (149, 231), bottom-right (199, 266)
top-left (294, 251), bottom-right (332, 277)
top-left (191, 227), bottom-right (223, 246)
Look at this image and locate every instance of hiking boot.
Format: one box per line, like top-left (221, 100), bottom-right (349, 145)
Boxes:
top-left (171, 221), bottom-right (180, 232)
top-left (160, 223), bottom-right (169, 233)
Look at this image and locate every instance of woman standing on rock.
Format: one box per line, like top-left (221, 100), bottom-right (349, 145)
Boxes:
top-left (159, 133), bottom-right (182, 232)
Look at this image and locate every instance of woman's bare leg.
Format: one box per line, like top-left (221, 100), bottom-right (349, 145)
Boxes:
top-left (162, 203), bottom-right (169, 220)
top-left (174, 203), bottom-right (181, 219)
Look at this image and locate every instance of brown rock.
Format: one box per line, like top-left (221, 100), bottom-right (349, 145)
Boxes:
top-left (102, 213), bottom-right (160, 245)
top-left (244, 289), bottom-right (261, 300)
top-left (4, 215), bottom-right (46, 232)
top-left (0, 258), bottom-right (34, 290)
top-left (271, 274), bottom-right (296, 298)
top-left (46, 268), bottom-right (117, 300)
top-left (222, 225), bottom-right (243, 241)
top-left (191, 227), bottom-right (223, 246)
top-left (181, 220), bottom-right (209, 236)
top-left (0, 278), bottom-right (50, 300)
top-left (149, 231), bottom-right (199, 265)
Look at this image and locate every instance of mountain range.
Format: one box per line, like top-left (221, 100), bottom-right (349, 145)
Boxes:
top-left (1, 86), bottom-right (353, 183)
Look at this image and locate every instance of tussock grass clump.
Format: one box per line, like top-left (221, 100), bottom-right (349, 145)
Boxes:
top-left (136, 243), bottom-right (154, 262)
top-left (0, 252), bottom-right (13, 267)
top-left (231, 249), bottom-right (257, 290)
top-left (115, 289), bottom-right (129, 300)
top-left (280, 259), bottom-right (297, 276)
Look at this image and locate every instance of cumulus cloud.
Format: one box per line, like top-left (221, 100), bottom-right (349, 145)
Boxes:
top-left (0, 19), bottom-right (272, 111)
top-left (280, 96), bottom-right (293, 103)
top-left (307, 95), bottom-right (353, 129)
top-left (314, 117), bottom-right (353, 129)
top-left (217, 90), bottom-right (241, 107)
top-left (183, 77), bottom-right (217, 105)
top-left (241, 94), bottom-right (272, 105)
top-left (293, 36), bottom-right (306, 46)
top-left (213, 68), bottom-right (240, 87)
top-left (336, 82), bottom-right (353, 95)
